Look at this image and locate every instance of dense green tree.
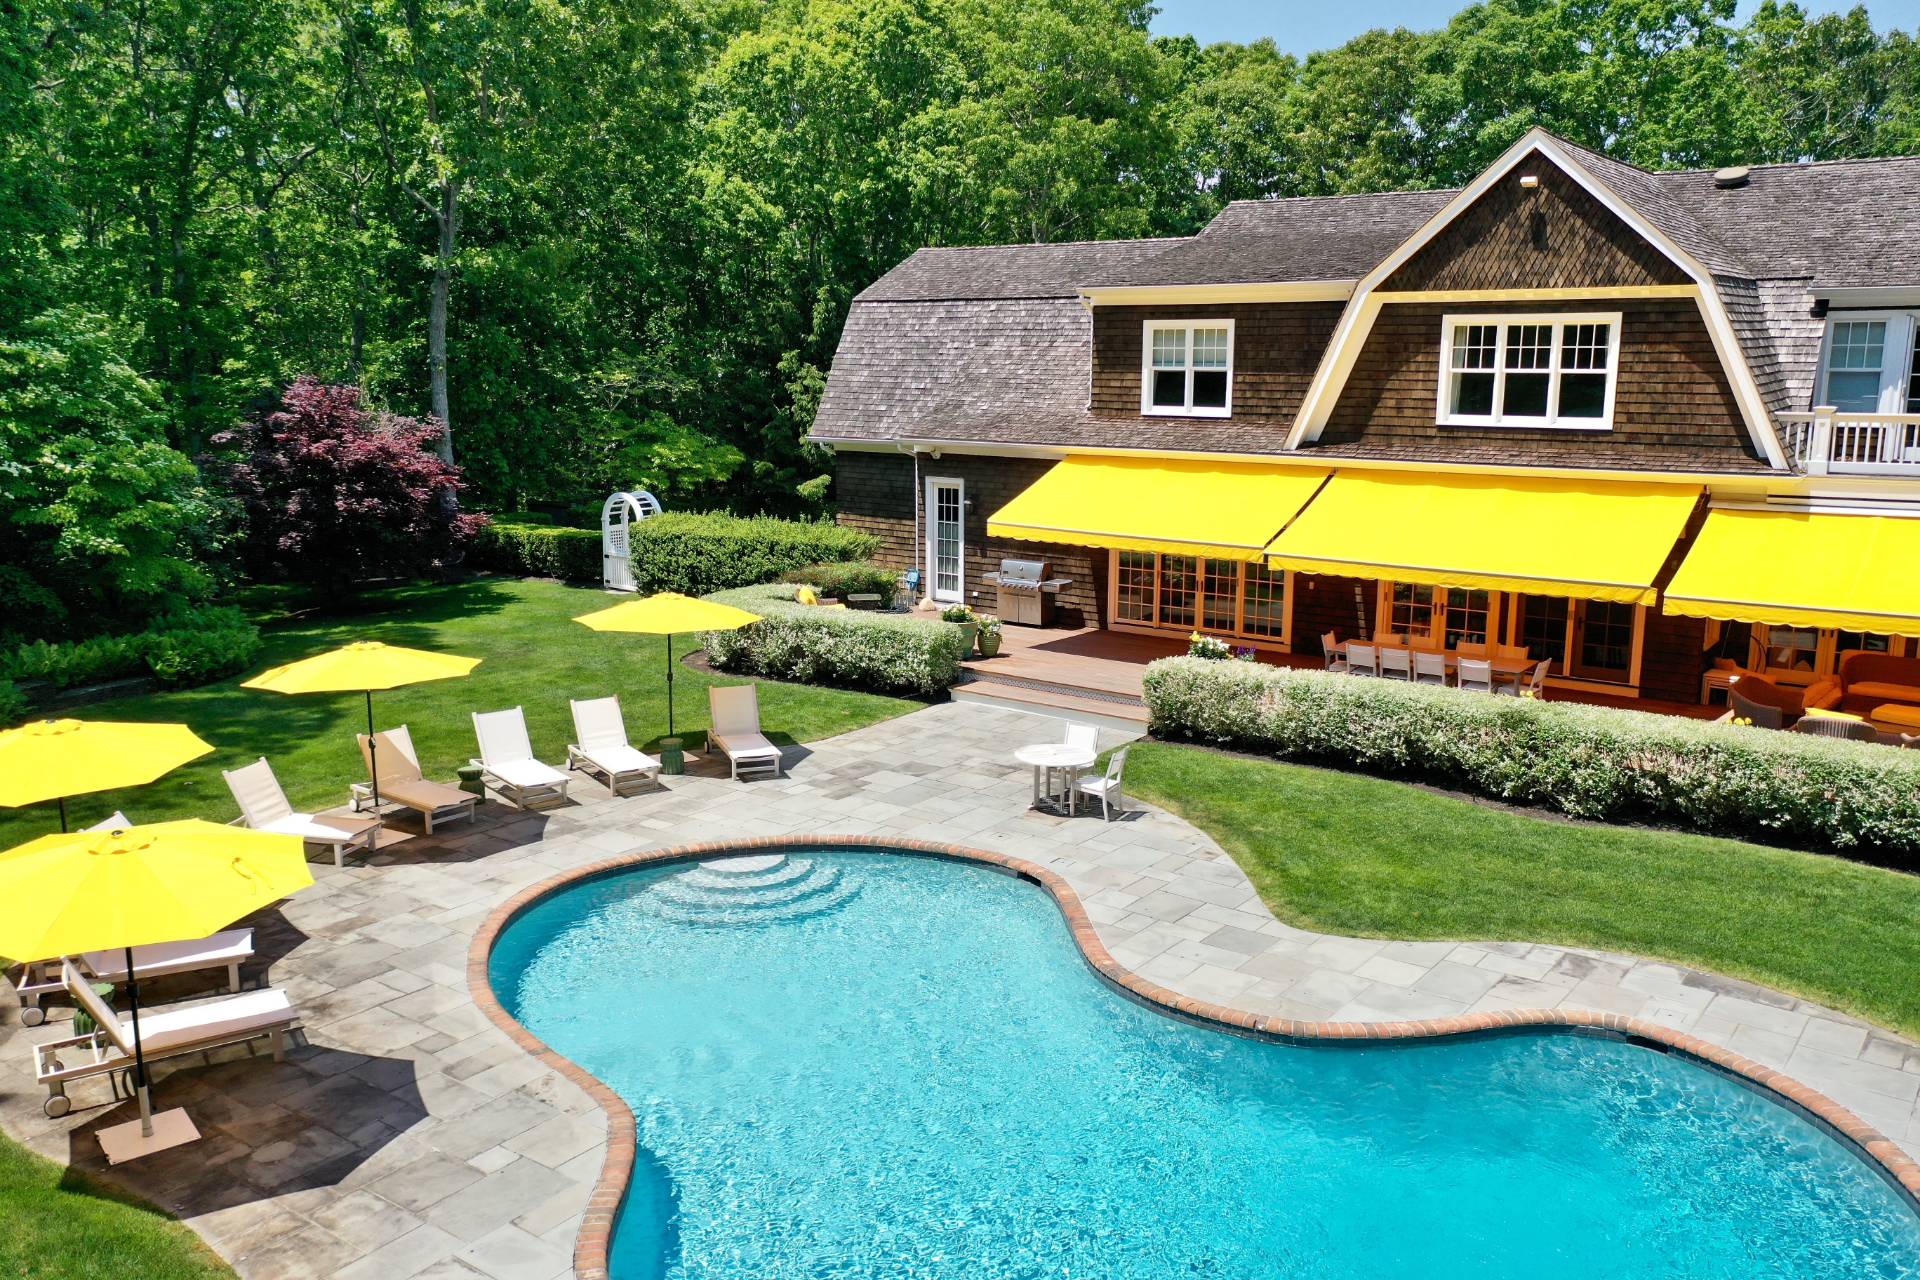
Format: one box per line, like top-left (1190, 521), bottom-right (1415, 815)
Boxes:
top-left (0, 310), bottom-right (222, 639)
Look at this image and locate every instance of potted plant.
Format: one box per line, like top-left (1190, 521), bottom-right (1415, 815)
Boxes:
top-left (1188, 632), bottom-right (1232, 660)
top-left (975, 614), bottom-right (1003, 657)
top-left (940, 603), bottom-right (978, 644)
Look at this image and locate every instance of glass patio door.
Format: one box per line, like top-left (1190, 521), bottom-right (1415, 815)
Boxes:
top-left (925, 477), bottom-right (964, 604)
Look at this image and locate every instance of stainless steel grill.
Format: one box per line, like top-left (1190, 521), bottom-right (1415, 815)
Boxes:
top-left (983, 558), bottom-right (1072, 626)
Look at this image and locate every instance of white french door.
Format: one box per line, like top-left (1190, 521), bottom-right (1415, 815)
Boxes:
top-left (924, 477), bottom-right (964, 604)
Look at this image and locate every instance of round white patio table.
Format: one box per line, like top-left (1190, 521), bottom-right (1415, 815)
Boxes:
top-left (1015, 742), bottom-right (1097, 813)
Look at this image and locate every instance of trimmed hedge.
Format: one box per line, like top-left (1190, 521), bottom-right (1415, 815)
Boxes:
top-left (629, 513), bottom-right (875, 595)
top-left (1, 606), bottom-right (263, 695)
top-left (470, 512), bottom-right (876, 593)
top-left (785, 561), bottom-right (899, 607)
top-left (470, 521), bottom-right (602, 582)
top-left (1142, 656), bottom-right (1920, 860)
top-left (701, 583), bottom-right (968, 697)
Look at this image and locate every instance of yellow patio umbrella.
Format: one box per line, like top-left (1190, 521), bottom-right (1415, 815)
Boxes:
top-left (0, 718), bottom-right (215, 832)
top-left (0, 819), bottom-right (310, 1157)
top-left (574, 593), bottom-right (761, 738)
top-left (242, 641), bottom-right (479, 808)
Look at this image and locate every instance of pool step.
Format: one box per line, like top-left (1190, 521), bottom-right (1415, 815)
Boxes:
top-left (640, 855), bottom-right (860, 927)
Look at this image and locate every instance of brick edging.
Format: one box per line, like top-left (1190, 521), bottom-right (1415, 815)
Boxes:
top-left (466, 835), bottom-right (1920, 1280)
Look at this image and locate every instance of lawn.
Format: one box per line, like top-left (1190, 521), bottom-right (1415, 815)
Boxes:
top-left (0, 1136), bottom-right (234, 1279)
top-left (1124, 741), bottom-right (1920, 1039)
top-left (0, 576), bottom-right (918, 846)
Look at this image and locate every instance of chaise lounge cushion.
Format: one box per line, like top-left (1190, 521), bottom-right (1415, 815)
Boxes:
top-left (133, 988), bottom-right (294, 1054)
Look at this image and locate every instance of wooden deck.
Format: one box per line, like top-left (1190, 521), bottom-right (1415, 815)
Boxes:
top-left (952, 621), bottom-right (1719, 721)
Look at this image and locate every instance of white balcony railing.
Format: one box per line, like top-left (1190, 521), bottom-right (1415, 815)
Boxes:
top-left (1779, 408), bottom-right (1920, 476)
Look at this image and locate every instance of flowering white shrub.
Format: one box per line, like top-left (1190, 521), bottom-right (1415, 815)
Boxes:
top-left (1142, 656), bottom-right (1920, 857)
top-left (702, 584), bottom-right (970, 697)
top-left (1187, 632), bottom-right (1232, 660)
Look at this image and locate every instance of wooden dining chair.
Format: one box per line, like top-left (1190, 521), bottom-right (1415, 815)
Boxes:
top-left (1321, 630), bottom-right (1346, 673)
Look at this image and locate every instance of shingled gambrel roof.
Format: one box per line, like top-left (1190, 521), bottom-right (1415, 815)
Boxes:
top-left (854, 238), bottom-right (1181, 302)
top-left (1084, 188), bottom-right (1458, 286)
top-left (815, 130), bottom-right (1920, 458)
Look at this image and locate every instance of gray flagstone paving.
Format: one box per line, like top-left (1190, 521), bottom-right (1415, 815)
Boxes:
top-left (1, 700), bottom-right (1914, 1277)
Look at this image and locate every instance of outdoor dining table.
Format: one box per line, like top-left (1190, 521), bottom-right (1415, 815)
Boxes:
top-left (1331, 642), bottom-right (1534, 687)
top-left (1014, 742), bottom-right (1097, 813)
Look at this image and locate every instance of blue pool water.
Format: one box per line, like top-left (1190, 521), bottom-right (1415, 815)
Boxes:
top-left (488, 849), bottom-right (1920, 1279)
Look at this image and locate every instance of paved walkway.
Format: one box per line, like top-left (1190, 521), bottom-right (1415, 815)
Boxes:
top-left (1, 701), bottom-right (1915, 1278)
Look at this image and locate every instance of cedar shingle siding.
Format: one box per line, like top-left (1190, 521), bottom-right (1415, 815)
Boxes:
top-left (1385, 160), bottom-right (1690, 292)
top-left (832, 451), bottom-right (1107, 628)
top-left (1090, 303), bottom-right (1344, 424)
top-left (1314, 300), bottom-right (1760, 470)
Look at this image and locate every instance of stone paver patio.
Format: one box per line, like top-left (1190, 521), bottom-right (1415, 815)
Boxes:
top-left (2, 700), bottom-right (1916, 1278)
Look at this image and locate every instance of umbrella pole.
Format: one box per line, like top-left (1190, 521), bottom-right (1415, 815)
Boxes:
top-left (58, 796), bottom-right (69, 834)
top-left (124, 946), bottom-right (153, 1138)
top-left (365, 689), bottom-right (381, 808)
top-left (665, 632), bottom-right (675, 738)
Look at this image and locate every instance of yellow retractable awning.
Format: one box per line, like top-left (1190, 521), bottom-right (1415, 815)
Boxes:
top-left (1664, 508), bottom-right (1920, 636)
top-left (1264, 471), bottom-right (1701, 604)
top-left (986, 456), bottom-right (1330, 561)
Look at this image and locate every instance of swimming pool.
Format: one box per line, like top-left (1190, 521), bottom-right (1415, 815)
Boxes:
top-left (487, 847), bottom-right (1920, 1279)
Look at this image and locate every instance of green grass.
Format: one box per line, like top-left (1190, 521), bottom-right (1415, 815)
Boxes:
top-left (0, 1136), bottom-right (234, 1278)
top-left (1, 576), bottom-right (918, 847)
top-left (1124, 741), bottom-right (1920, 1039)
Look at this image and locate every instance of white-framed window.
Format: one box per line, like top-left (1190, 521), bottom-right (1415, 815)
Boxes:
top-left (1141, 320), bottom-right (1234, 417)
top-left (1816, 312), bottom-right (1920, 412)
top-left (1437, 313), bottom-right (1621, 429)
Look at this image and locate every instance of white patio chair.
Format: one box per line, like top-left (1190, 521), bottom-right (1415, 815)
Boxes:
top-left (355, 726), bottom-right (479, 834)
top-left (568, 696), bottom-right (662, 794)
top-left (1322, 631), bottom-right (1347, 673)
top-left (1412, 650), bottom-right (1448, 685)
top-left (1064, 723), bottom-right (1099, 752)
top-left (1456, 657), bottom-right (1496, 693)
top-left (1498, 659), bottom-right (1552, 698)
top-left (471, 707), bottom-right (571, 808)
top-left (708, 685), bottom-right (784, 780)
top-left (33, 961), bottom-right (297, 1118)
top-left (1346, 643), bottom-right (1379, 677)
top-left (1378, 646), bottom-right (1413, 680)
top-left (223, 758), bottom-right (381, 868)
top-left (1072, 746), bottom-right (1130, 821)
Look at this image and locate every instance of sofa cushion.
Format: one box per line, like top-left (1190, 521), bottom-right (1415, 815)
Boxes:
top-left (1845, 681), bottom-right (1920, 706)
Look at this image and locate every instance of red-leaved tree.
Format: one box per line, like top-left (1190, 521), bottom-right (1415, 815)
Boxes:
top-left (216, 378), bottom-right (487, 589)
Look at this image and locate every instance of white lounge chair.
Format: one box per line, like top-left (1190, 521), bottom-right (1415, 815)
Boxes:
top-left (567, 696), bottom-right (661, 794)
top-left (224, 758), bottom-right (381, 868)
top-left (355, 725), bottom-right (479, 834)
top-left (707, 685), bottom-right (784, 780)
top-left (1072, 746), bottom-right (1130, 821)
top-left (471, 707), bottom-right (571, 808)
top-left (33, 961), bottom-right (297, 1118)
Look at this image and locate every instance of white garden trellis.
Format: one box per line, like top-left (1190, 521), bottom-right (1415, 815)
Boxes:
top-left (601, 490), bottom-right (663, 591)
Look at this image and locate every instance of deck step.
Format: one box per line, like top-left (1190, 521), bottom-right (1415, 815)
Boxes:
top-left (961, 670), bottom-right (1147, 709)
top-left (954, 675), bottom-right (1150, 728)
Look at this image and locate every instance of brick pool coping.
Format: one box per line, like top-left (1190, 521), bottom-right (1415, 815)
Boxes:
top-left (467, 834), bottom-right (1920, 1280)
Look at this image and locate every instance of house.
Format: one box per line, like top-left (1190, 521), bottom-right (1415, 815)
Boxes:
top-left (810, 128), bottom-right (1920, 712)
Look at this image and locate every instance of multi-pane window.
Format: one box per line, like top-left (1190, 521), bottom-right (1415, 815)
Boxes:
top-left (1824, 321), bottom-right (1887, 412)
top-left (1907, 327), bottom-right (1920, 413)
top-left (1440, 314), bottom-right (1619, 427)
top-left (1111, 553), bottom-right (1286, 642)
top-left (1142, 321), bottom-right (1233, 416)
top-left (1764, 626), bottom-right (1819, 675)
top-left (1389, 583), bottom-right (1436, 638)
top-left (1389, 584), bottom-right (1491, 646)
top-left (1518, 596), bottom-right (1570, 667)
top-left (1442, 589), bottom-right (1492, 648)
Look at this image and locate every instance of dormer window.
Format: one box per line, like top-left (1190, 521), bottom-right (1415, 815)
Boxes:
top-left (1817, 314), bottom-right (1920, 412)
top-left (1142, 320), bottom-right (1233, 417)
top-left (1438, 313), bottom-right (1620, 429)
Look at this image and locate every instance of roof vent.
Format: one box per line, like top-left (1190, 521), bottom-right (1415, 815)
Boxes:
top-left (1713, 165), bottom-right (1751, 189)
